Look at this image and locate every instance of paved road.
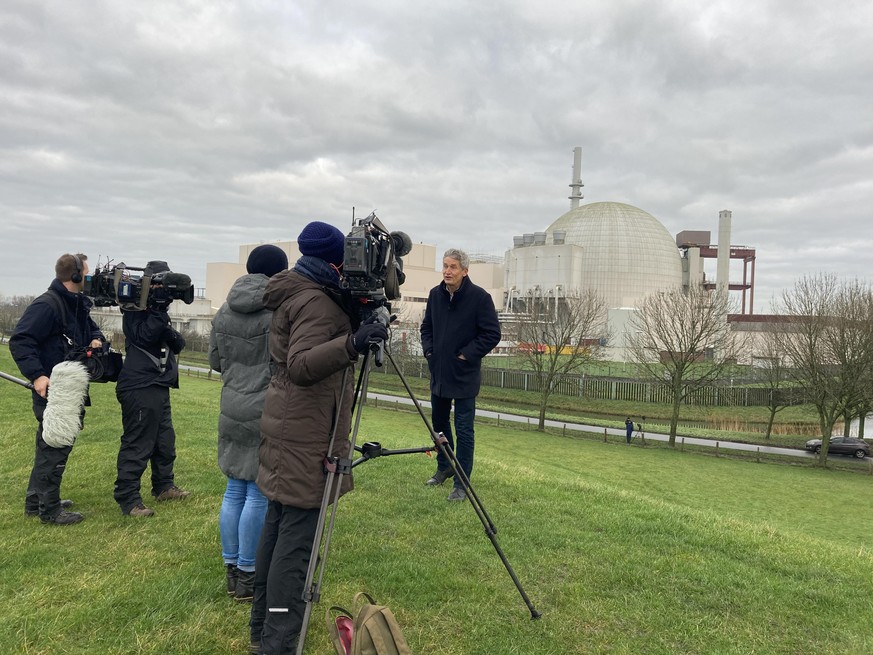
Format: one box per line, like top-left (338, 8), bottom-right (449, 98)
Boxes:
top-left (179, 367), bottom-right (815, 460)
top-left (366, 392), bottom-right (816, 460)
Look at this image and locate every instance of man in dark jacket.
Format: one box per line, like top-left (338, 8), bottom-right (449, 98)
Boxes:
top-left (249, 221), bottom-right (387, 655)
top-left (113, 260), bottom-right (189, 517)
top-left (420, 248), bottom-right (501, 501)
top-left (10, 253), bottom-right (104, 525)
top-left (209, 244), bottom-right (288, 602)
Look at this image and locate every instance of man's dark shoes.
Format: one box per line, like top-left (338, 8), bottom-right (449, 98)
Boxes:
top-left (153, 485), bottom-right (191, 501)
top-left (126, 503), bottom-right (155, 517)
top-left (234, 569), bottom-right (255, 602)
top-left (425, 468), bottom-right (454, 486)
top-left (40, 510), bottom-right (84, 525)
top-left (447, 487), bottom-right (467, 502)
top-left (26, 498), bottom-right (73, 517)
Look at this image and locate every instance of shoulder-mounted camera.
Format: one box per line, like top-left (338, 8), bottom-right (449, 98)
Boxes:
top-left (84, 260), bottom-right (194, 310)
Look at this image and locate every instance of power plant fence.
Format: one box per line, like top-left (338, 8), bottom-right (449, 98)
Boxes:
top-left (382, 361), bottom-right (773, 407)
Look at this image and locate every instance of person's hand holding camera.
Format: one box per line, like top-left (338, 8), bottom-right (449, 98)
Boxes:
top-left (350, 322), bottom-right (389, 354)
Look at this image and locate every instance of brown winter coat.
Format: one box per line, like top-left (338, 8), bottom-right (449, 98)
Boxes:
top-left (257, 269), bottom-right (357, 509)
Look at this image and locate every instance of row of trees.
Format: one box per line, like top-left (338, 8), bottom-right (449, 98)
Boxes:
top-left (507, 276), bottom-right (873, 465)
top-left (5, 275), bottom-right (873, 465)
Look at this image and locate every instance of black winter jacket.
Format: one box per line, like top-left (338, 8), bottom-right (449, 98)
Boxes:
top-left (420, 276), bottom-right (501, 399)
top-left (10, 279), bottom-right (104, 402)
top-left (116, 308), bottom-right (185, 392)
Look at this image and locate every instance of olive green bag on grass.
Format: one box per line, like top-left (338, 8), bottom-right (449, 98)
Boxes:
top-left (326, 591), bottom-right (412, 655)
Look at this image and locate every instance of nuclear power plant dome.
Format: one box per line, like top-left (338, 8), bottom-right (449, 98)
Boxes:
top-left (506, 200), bottom-right (684, 311)
top-left (548, 201), bottom-right (683, 307)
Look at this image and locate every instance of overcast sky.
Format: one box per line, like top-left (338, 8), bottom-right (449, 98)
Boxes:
top-left (1, 0), bottom-right (871, 312)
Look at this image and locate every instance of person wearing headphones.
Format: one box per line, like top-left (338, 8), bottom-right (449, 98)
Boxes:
top-left (10, 253), bottom-right (104, 525)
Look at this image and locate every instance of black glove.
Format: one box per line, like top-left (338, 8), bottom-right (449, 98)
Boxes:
top-left (351, 322), bottom-right (389, 354)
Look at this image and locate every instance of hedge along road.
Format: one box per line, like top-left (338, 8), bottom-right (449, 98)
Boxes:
top-left (366, 392), bottom-right (817, 460)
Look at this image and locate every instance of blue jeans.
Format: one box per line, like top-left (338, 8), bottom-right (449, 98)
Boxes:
top-left (431, 394), bottom-right (476, 489)
top-left (220, 477), bottom-right (268, 571)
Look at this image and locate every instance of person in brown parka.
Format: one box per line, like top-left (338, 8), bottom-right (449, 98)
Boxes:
top-left (249, 221), bottom-right (388, 655)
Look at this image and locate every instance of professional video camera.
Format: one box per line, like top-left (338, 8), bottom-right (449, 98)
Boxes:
top-left (84, 260), bottom-right (194, 310)
top-left (342, 211), bottom-right (412, 310)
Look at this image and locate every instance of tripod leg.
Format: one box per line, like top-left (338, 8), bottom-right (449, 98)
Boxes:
top-left (296, 354), bottom-right (377, 654)
top-left (385, 349), bottom-right (542, 619)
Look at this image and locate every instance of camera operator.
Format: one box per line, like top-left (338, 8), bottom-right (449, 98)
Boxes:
top-left (10, 253), bottom-right (104, 525)
top-left (249, 221), bottom-right (388, 655)
top-left (113, 260), bottom-right (190, 517)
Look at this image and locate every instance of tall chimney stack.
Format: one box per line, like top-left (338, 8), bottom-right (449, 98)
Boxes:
top-left (568, 147), bottom-right (584, 209)
top-left (716, 209), bottom-right (732, 296)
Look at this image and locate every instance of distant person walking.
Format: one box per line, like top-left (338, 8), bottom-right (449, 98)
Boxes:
top-left (625, 417), bottom-right (633, 444)
top-left (209, 244), bottom-right (288, 603)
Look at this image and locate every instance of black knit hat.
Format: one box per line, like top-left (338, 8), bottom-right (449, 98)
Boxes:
top-left (297, 221), bottom-right (346, 267)
top-left (246, 244), bottom-right (288, 278)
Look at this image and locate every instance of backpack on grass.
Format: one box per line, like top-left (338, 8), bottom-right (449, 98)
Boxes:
top-left (326, 591), bottom-right (412, 655)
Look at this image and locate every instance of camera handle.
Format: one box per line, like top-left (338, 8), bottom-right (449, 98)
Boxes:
top-left (295, 338), bottom-right (541, 654)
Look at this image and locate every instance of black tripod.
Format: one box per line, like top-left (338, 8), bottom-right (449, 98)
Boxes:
top-left (295, 337), bottom-right (541, 654)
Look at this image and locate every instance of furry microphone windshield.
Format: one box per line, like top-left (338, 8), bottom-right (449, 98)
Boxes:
top-left (42, 361), bottom-right (90, 448)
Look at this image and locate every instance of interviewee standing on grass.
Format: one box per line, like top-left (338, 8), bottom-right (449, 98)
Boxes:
top-left (420, 248), bottom-right (501, 501)
top-left (209, 244), bottom-right (288, 603)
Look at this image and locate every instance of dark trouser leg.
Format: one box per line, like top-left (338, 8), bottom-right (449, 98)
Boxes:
top-left (25, 401), bottom-right (48, 513)
top-left (149, 389), bottom-right (177, 496)
top-left (114, 386), bottom-right (161, 513)
top-left (28, 401), bottom-right (73, 519)
top-left (452, 396), bottom-right (476, 487)
top-left (431, 394), bottom-right (455, 472)
top-left (258, 505), bottom-right (319, 655)
top-left (250, 500), bottom-right (281, 645)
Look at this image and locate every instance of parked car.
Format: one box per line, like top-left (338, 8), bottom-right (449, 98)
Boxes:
top-left (805, 437), bottom-right (869, 458)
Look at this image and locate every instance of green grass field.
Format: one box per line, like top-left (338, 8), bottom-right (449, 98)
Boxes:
top-left (1, 347), bottom-right (872, 654)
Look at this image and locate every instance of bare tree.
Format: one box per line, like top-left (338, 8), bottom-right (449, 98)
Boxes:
top-left (755, 324), bottom-right (801, 439)
top-left (515, 289), bottom-right (607, 430)
top-left (777, 275), bottom-right (873, 464)
top-left (627, 285), bottom-right (748, 446)
top-left (0, 295), bottom-right (36, 338)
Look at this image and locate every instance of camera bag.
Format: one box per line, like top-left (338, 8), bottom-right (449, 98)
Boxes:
top-left (40, 289), bottom-right (123, 383)
top-left (326, 592), bottom-right (412, 655)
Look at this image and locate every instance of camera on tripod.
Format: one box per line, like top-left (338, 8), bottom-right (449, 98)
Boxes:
top-left (341, 211), bottom-right (412, 311)
top-left (84, 261), bottom-right (195, 310)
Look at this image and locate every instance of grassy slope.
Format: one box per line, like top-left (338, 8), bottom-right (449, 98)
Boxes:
top-left (0, 349), bottom-right (872, 654)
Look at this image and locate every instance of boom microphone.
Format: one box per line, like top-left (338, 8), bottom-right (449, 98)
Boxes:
top-left (41, 361), bottom-right (90, 448)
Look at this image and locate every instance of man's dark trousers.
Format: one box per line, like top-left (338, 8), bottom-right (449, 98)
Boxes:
top-left (250, 501), bottom-right (319, 654)
top-left (431, 394), bottom-right (476, 486)
top-left (114, 385), bottom-right (177, 512)
top-left (25, 402), bottom-right (73, 519)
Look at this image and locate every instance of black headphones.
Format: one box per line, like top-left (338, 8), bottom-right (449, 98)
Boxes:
top-left (71, 254), bottom-right (83, 284)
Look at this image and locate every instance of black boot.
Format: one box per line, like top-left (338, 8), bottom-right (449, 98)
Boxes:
top-left (234, 569), bottom-right (255, 602)
top-left (226, 564), bottom-right (238, 597)
top-left (40, 510), bottom-right (84, 525)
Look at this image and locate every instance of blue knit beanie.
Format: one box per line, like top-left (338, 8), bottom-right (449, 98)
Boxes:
top-left (246, 244), bottom-right (288, 277)
top-left (297, 221), bottom-right (346, 267)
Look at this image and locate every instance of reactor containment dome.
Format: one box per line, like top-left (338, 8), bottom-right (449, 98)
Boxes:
top-left (506, 201), bottom-right (684, 310)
